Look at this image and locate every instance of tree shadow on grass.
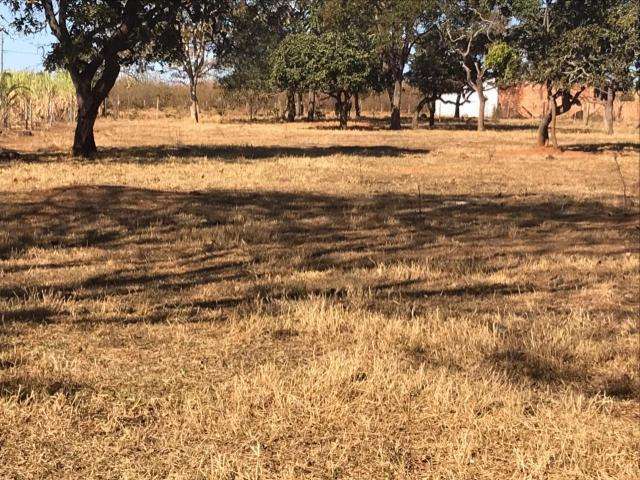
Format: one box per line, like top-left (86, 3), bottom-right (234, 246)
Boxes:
top-left (562, 142), bottom-right (640, 154)
top-left (21, 144), bottom-right (430, 164)
top-left (1, 185), bottom-right (635, 304)
top-left (311, 116), bottom-right (537, 132)
top-left (0, 185), bottom-right (637, 399)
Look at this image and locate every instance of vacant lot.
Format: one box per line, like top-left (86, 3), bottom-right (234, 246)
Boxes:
top-left (1, 117), bottom-right (639, 479)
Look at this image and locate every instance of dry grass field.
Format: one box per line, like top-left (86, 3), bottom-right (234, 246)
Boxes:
top-left (1, 116), bottom-right (639, 479)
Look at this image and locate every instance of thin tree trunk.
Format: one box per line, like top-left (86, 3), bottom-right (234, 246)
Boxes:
top-left (412, 98), bottom-right (427, 129)
top-left (537, 82), bottom-right (554, 147)
top-left (537, 111), bottom-right (552, 147)
top-left (583, 102), bottom-right (590, 126)
top-left (549, 96), bottom-right (558, 148)
top-left (286, 89), bottom-right (296, 122)
top-left (477, 81), bottom-right (486, 132)
top-left (428, 100), bottom-right (436, 129)
top-left (454, 92), bottom-right (461, 120)
top-left (307, 90), bottom-right (316, 121)
top-left (296, 91), bottom-right (304, 117)
top-left (390, 78), bottom-right (402, 130)
top-left (337, 93), bottom-right (349, 129)
top-left (604, 86), bottom-right (615, 135)
top-left (189, 79), bottom-right (199, 123)
top-left (354, 93), bottom-right (361, 119)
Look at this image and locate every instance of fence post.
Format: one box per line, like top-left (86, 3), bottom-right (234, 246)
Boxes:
top-left (156, 95), bottom-right (160, 119)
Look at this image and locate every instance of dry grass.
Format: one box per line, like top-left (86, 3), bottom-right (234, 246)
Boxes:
top-left (1, 116), bottom-right (639, 479)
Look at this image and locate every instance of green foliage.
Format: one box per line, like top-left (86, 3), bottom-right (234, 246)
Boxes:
top-left (222, 1), bottom-right (311, 97)
top-left (508, 0), bottom-right (638, 91)
top-left (270, 32), bottom-right (375, 100)
top-left (408, 29), bottom-right (467, 101)
top-left (485, 41), bottom-right (520, 86)
top-left (2, 1), bottom-right (178, 71)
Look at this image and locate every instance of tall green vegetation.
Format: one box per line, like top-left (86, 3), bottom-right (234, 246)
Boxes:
top-left (440, 0), bottom-right (509, 132)
top-left (3, 0), bottom-right (637, 149)
top-left (582, 0), bottom-right (639, 135)
top-left (0, 71), bottom-right (75, 128)
top-left (408, 29), bottom-right (468, 128)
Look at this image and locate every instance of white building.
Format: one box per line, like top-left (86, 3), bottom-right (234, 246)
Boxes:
top-left (435, 86), bottom-right (499, 118)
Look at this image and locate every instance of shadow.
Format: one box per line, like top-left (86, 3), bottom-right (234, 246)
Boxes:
top-left (487, 347), bottom-right (639, 401)
top-left (0, 307), bottom-right (57, 325)
top-left (1, 185), bottom-right (634, 305)
top-left (21, 144), bottom-right (430, 164)
top-left (562, 142), bottom-right (640, 153)
top-left (310, 116), bottom-right (537, 132)
top-left (1, 185), bottom-right (637, 399)
top-left (415, 121), bottom-right (535, 132)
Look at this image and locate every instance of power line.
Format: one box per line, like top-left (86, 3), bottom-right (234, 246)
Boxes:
top-left (4, 49), bottom-right (42, 55)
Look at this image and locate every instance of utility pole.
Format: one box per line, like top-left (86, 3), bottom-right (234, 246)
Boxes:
top-left (1, 31), bottom-right (4, 77)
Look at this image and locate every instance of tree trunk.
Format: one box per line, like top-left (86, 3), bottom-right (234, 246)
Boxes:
top-left (604, 86), bottom-right (615, 135)
top-left (307, 90), bottom-right (316, 121)
top-left (390, 78), bottom-right (402, 130)
top-left (286, 89), bottom-right (296, 122)
top-left (412, 98), bottom-right (427, 129)
top-left (549, 96), bottom-right (558, 148)
top-left (246, 98), bottom-right (255, 121)
top-left (337, 93), bottom-right (349, 130)
top-left (428, 100), bottom-right (436, 129)
top-left (354, 93), bottom-right (361, 119)
top-left (73, 94), bottom-right (99, 157)
top-left (537, 111), bottom-right (552, 147)
top-left (583, 102), bottom-right (590, 126)
top-left (189, 80), bottom-right (199, 123)
top-left (296, 91), bottom-right (304, 117)
top-left (477, 82), bottom-right (486, 132)
top-left (454, 92), bottom-right (461, 120)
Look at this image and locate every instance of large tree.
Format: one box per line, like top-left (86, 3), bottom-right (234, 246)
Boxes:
top-left (271, 31), bottom-right (376, 129)
top-left (583, 0), bottom-right (639, 135)
top-left (220, 0), bottom-right (288, 120)
top-left (440, 0), bottom-right (508, 132)
top-left (368, 0), bottom-right (438, 130)
top-left (3, 1), bottom-right (176, 156)
top-left (408, 29), bottom-right (468, 128)
top-left (508, 0), bottom-right (632, 146)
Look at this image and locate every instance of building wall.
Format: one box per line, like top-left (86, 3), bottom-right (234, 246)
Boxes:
top-left (498, 84), bottom-right (640, 125)
top-left (435, 87), bottom-right (499, 118)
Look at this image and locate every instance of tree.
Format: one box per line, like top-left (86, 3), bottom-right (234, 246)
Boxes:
top-left (440, 0), bottom-right (507, 132)
top-left (270, 32), bottom-right (376, 129)
top-left (162, 1), bottom-right (235, 123)
top-left (584, 0), bottom-right (639, 135)
top-left (408, 29), bottom-right (468, 128)
top-left (368, 0), bottom-right (438, 130)
top-left (508, 0), bottom-right (632, 146)
top-left (270, 33), bottom-right (317, 122)
top-left (3, 1), bottom-right (176, 156)
top-left (221, 0), bottom-right (287, 120)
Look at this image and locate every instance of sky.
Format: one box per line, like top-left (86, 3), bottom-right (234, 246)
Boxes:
top-left (1, 5), bottom-right (53, 71)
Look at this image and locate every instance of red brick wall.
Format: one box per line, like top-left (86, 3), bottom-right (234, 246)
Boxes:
top-left (498, 84), bottom-right (640, 125)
